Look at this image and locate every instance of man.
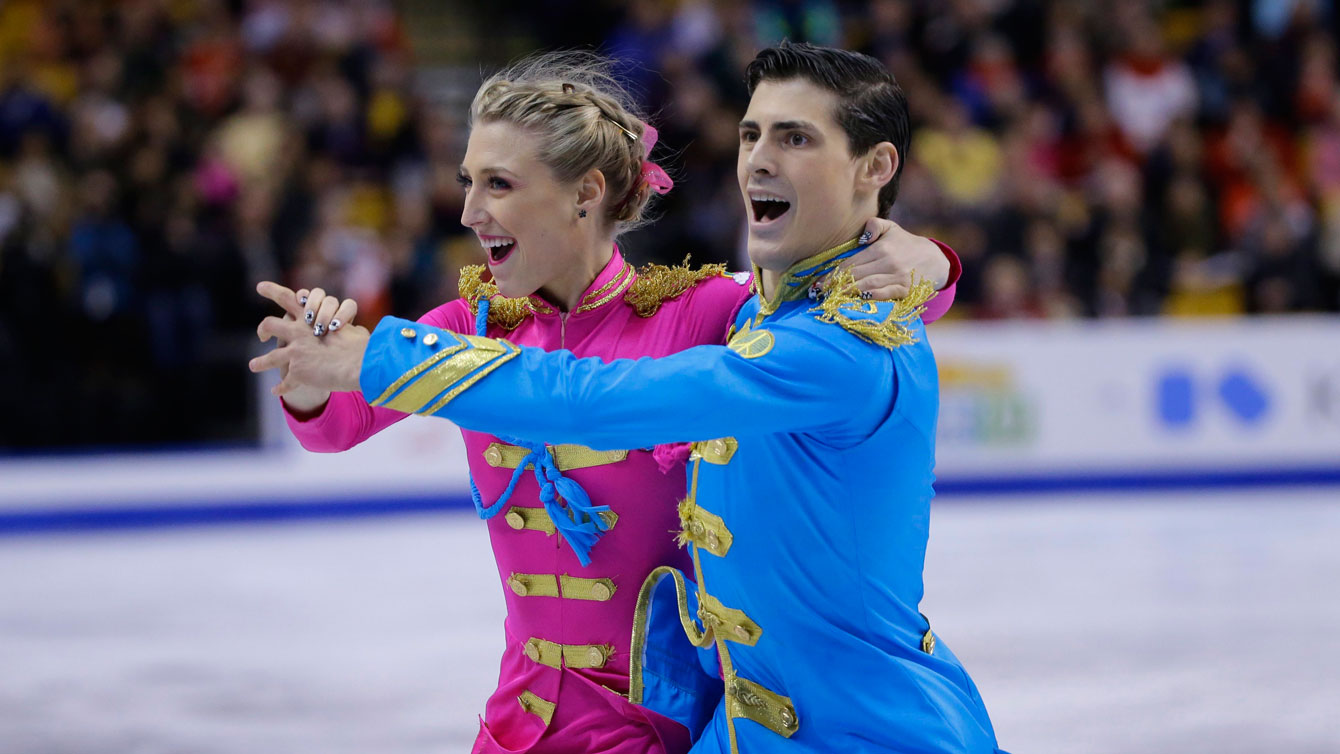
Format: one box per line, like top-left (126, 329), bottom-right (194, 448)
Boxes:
top-left (252, 42), bottom-right (1004, 753)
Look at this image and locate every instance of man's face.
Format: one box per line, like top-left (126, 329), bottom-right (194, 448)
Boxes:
top-left (737, 78), bottom-right (871, 272)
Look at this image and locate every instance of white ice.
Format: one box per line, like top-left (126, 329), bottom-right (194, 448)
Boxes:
top-left (1, 487), bottom-right (1337, 754)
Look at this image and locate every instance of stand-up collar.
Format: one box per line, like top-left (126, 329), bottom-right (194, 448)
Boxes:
top-left (753, 237), bottom-right (865, 318)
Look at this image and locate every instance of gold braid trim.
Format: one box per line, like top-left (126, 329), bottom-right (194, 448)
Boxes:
top-left (808, 269), bottom-right (937, 349)
top-left (458, 264), bottom-right (555, 331)
top-left (624, 256), bottom-right (730, 318)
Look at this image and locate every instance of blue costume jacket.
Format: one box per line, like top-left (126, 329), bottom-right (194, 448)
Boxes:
top-left (360, 240), bottom-right (1004, 753)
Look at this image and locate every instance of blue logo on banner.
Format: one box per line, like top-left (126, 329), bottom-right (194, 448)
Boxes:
top-left (1156, 366), bottom-right (1272, 428)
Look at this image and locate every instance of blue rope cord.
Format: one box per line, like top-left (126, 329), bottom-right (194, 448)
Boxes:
top-left (465, 298), bottom-right (610, 566)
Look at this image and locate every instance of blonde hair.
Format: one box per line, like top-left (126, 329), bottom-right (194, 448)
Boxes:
top-left (469, 51), bottom-right (656, 232)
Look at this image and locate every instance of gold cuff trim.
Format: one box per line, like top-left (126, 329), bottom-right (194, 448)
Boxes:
top-left (368, 338), bottom-right (468, 407)
top-left (503, 507), bottom-right (617, 535)
top-left (691, 437), bottom-right (737, 465)
top-left (700, 593), bottom-right (762, 646)
top-left (420, 338), bottom-right (520, 415)
top-left (523, 637), bottom-right (612, 669)
top-left (517, 690), bottom-right (555, 725)
top-left (726, 675), bottom-right (798, 738)
top-left (483, 442), bottom-right (629, 471)
top-left (676, 498), bottom-right (733, 557)
top-left (508, 572), bottom-right (559, 598)
top-left (377, 334), bottom-right (520, 414)
top-left (560, 574), bottom-right (617, 601)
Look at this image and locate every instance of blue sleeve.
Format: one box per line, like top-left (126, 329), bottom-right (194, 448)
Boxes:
top-left (359, 316), bottom-right (895, 450)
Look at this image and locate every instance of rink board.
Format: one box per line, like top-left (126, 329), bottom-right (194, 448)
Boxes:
top-left (2, 316), bottom-right (1337, 529)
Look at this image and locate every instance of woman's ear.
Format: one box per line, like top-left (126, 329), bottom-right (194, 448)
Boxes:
top-left (576, 168), bottom-right (607, 217)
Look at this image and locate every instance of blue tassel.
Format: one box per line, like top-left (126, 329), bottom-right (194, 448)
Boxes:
top-left (464, 296), bottom-right (610, 565)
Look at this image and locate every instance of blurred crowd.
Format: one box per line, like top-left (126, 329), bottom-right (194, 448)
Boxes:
top-left (0, 0), bottom-right (459, 446)
top-left (1, 0), bottom-right (1338, 449)
top-left (581, 0), bottom-right (1340, 319)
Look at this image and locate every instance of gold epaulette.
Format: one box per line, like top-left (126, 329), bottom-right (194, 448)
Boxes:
top-left (458, 264), bottom-right (554, 331)
top-left (624, 256), bottom-right (730, 318)
top-left (807, 269), bottom-right (936, 349)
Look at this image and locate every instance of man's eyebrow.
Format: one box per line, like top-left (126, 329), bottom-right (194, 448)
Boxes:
top-left (737, 119), bottom-right (819, 133)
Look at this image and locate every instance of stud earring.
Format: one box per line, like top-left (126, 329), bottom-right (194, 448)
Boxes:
top-left (578, 209), bottom-right (588, 218)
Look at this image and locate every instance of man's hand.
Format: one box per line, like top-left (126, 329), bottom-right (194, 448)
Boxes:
top-left (249, 315), bottom-right (368, 397)
top-left (842, 217), bottom-right (950, 299)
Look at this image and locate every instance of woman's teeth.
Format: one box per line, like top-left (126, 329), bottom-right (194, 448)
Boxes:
top-left (481, 237), bottom-right (517, 263)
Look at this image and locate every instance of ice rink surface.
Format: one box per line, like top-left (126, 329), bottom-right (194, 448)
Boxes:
top-left (2, 487), bottom-right (1338, 754)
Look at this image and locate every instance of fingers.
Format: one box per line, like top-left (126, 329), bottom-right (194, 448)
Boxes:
top-left (858, 216), bottom-right (895, 245)
top-left (303, 288), bottom-right (328, 325)
top-left (258, 315), bottom-right (311, 344)
top-left (272, 374), bottom-right (300, 397)
top-left (249, 344), bottom-right (293, 373)
top-left (329, 298), bottom-right (358, 333)
top-left (852, 272), bottom-right (911, 302)
top-left (256, 281), bottom-right (305, 318)
top-left (312, 295), bottom-right (339, 336)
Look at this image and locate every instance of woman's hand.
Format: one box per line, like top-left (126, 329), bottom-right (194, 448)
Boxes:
top-left (842, 217), bottom-right (950, 300)
top-left (254, 281), bottom-right (357, 415)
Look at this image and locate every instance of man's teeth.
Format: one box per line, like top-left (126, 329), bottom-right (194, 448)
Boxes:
top-left (749, 192), bottom-right (788, 203)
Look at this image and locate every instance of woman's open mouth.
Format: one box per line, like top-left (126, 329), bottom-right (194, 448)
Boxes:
top-left (481, 236), bottom-right (517, 265)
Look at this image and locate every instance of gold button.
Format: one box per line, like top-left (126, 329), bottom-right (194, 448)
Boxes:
top-left (505, 510), bottom-right (525, 529)
top-left (423, 332), bottom-right (439, 346)
top-left (710, 439), bottom-right (728, 456)
top-left (781, 709), bottom-right (795, 728)
top-left (733, 625), bottom-right (752, 641)
top-left (484, 445), bottom-right (504, 467)
top-left (400, 327), bottom-right (416, 339)
top-left (510, 577), bottom-right (528, 596)
top-left (706, 531), bottom-right (720, 550)
top-left (585, 647), bottom-right (605, 666)
top-left (523, 641), bottom-right (539, 661)
top-left (590, 582), bottom-right (612, 601)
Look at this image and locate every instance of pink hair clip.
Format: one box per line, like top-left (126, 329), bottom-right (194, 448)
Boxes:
top-left (639, 123), bottom-right (673, 195)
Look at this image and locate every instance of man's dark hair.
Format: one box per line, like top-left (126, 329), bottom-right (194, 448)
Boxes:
top-left (745, 41), bottom-right (910, 217)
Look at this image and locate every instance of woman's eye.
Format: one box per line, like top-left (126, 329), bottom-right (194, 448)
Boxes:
top-left (489, 178), bottom-right (511, 190)
top-left (456, 175), bottom-right (471, 190)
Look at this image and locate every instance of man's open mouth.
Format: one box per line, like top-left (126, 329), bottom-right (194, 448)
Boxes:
top-left (481, 236), bottom-right (517, 265)
top-left (749, 192), bottom-right (791, 223)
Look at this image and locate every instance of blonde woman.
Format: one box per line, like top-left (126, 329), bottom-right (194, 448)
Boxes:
top-left (255, 52), bottom-right (958, 754)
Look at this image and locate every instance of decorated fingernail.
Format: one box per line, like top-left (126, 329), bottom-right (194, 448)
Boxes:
top-left (858, 231), bottom-right (872, 245)
top-left (860, 291), bottom-right (873, 300)
top-left (329, 319), bottom-right (342, 331)
top-left (304, 310), bottom-right (314, 323)
top-left (299, 295), bottom-right (308, 306)
top-left (313, 323), bottom-right (325, 336)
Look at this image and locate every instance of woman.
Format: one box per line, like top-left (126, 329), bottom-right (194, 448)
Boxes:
top-left (259, 52), bottom-right (958, 754)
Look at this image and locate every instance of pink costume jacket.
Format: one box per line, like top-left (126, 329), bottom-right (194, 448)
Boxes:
top-left (284, 248), bottom-right (958, 754)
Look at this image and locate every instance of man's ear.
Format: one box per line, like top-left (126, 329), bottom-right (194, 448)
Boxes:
top-left (576, 168), bottom-right (607, 216)
top-left (858, 142), bottom-right (899, 194)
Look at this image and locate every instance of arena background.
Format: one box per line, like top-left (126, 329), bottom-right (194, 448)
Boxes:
top-left (1, 1), bottom-right (1337, 752)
